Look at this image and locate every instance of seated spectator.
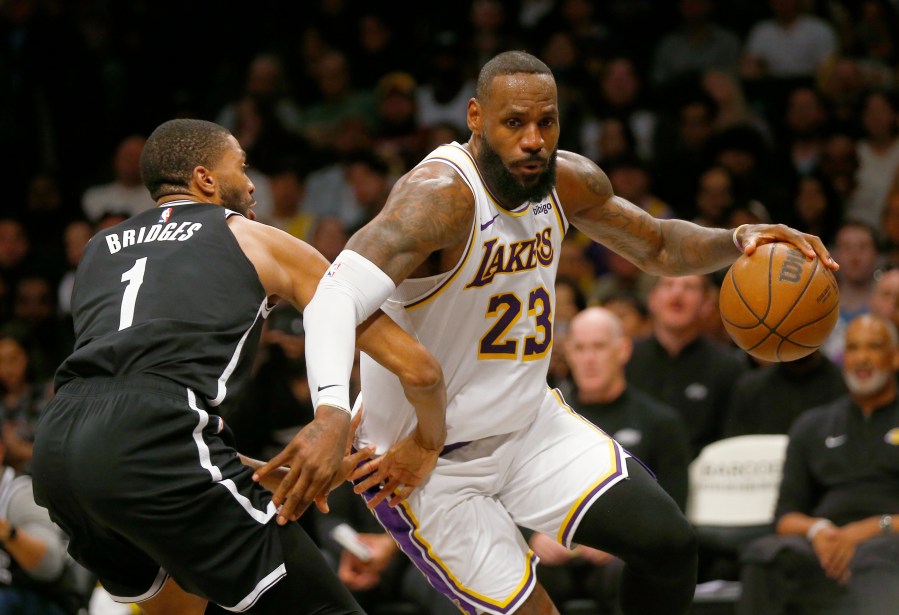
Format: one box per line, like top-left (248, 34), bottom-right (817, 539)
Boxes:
top-left (529, 307), bottom-right (691, 612)
top-left (0, 435), bottom-right (88, 615)
top-left (869, 266), bottom-right (899, 329)
top-left (724, 350), bottom-right (846, 437)
top-left (602, 292), bottom-right (652, 342)
top-left (0, 336), bottom-right (53, 474)
top-left (80, 135), bottom-right (155, 223)
top-left (820, 220), bottom-right (882, 364)
top-left (626, 275), bottom-right (748, 458)
top-left (738, 314), bottom-right (899, 615)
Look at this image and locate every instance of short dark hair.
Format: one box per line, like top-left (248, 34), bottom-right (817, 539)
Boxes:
top-left (476, 51), bottom-right (553, 102)
top-left (140, 119), bottom-right (232, 200)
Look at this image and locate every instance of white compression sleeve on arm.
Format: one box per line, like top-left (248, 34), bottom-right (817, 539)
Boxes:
top-left (303, 250), bottom-right (396, 413)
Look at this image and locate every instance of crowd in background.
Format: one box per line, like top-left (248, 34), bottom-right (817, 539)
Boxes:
top-left (3, 0), bottom-right (899, 613)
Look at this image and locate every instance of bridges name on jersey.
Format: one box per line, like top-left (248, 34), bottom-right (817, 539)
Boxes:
top-left (466, 226), bottom-right (554, 288)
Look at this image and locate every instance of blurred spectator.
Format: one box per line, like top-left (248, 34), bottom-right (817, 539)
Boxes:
top-left (309, 215), bottom-right (349, 264)
top-left (821, 220), bottom-right (882, 364)
top-left (837, 0), bottom-right (899, 67)
top-left (415, 31), bottom-right (476, 136)
top-left (300, 118), bottom-right (376, 228)
top-left (700, 69), bottom-right (773, 141)
top-left (0, 434), bottom-right (87, 615)
top-left (466, 0), bottom-right (523, 70)
top-left (881, 191), bottom-right (899, 267)
top-left (652, 91), bottom-right (718, 216)
top-left (0, 335), bottom-right (51, 474)
top-left (817, 128), bottom-right (860, 206)
top-left (261, 158), bottom-right (315, 241)
top-left (214, 53), bottom-right (303, 138)
top-left (651, 0), bottom-right (741, 88)
top-left (0, 219), bottom-right (30, 319)
top-left (301, 50), bottom-right (376, 151)
top-left (80, 135), bottom-right (154, 223)
top-left (706, 124), bottom-right (792, 220)
top-left (740, 0), bottom-right (838, 81)
top-left (56, 219), bottom-right (92, 321)
top-left (344, 151), bottom-right (393, 234)
top-left (348, 12), bottom-right (411, 90)
top-left (626, 275), bottom-right (748, 457)
top-left (602, 292), bottom-right (652, 342)
top-left (592, 248), bottom-right (656, 306)
top-left (3, 274), bottom-right (72, 383)
top-left (584, 56), bottom-right (657, 160)
top-left (869, 266), bottom-right (899, 329)
top-left (817, 56), bottom-right (872, 127)
top-left (529, 307), bottom-right (690, 612)
top-left (582, 115), bottom-right (638, 168)
top-left (605, 154), bottom-right (674, 220)
top-left (786, 173), bottom-right (843, 248)
top-left (845, 89), bottom-right (899, 228)
top-left (548, 275), bottom-right (586, 391)
top-left (691, 165), bottom-right (739, 228)
top-left (557, 235), bottom-right (599, 302)
top-left (738, 314), bottom-right (899, 615)
top-left (567, 307), bottom-right (690, 509)
top-left (372, 71), bottom-right (425, 173)
top-left (774, 85), bottom-right (832, 180)
top-left (724, 350), bottom-right (847, 437)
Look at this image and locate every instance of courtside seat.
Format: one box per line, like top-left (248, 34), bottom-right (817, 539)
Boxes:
top-left (686, 434), bottom-right (789, 613)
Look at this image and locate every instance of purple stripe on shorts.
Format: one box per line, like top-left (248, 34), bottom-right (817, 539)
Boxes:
top-left (560, 443), bottom-right (625, 546)
top-left (360, 483), bottom-right (537, 614)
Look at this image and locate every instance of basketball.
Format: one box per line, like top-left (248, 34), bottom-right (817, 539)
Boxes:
top-left (719, 243), bottom-right (840, 362)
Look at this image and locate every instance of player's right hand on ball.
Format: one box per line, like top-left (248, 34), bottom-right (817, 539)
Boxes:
top-left (253, 405), bottom-right (350, 524)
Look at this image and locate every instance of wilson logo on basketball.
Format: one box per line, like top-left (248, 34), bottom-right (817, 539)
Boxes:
top-left (777, 249), bottom-right (805, 283)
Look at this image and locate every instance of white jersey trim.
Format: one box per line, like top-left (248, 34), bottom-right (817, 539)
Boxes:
top-left (224, 564), bottom-right (287, 612)
top-left (208, 298), bottom-right (272, 407)
top-left (187, 389), bottom-right (278, 525)
top-left (109, 568), bottom-right (169, 603)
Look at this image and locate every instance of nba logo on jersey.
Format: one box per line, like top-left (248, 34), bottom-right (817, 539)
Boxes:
top-left (158, 207), bottom-right (173, 224)
top-left (326, 262), bottom-right (342, 277)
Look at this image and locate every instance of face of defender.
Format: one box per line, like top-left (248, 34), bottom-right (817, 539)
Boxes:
top-left (214, 135), bottom-right (256, 218)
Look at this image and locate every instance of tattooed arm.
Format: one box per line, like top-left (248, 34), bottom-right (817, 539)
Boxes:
top-left (345, 162), bottom-right (476, 282)
top-left (556, 152), bottom-right (837, 274)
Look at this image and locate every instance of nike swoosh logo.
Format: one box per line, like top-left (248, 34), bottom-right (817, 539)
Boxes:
top-left (317, 384), bottom-right (340, 392)
top-left (480, 214), bottom-right (500, 231)
top-left (825, 435), bottom-right (847, 448)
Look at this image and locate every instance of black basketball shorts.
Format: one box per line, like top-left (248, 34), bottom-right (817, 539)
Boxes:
top-left (31, 375), bottom-right (323, 611)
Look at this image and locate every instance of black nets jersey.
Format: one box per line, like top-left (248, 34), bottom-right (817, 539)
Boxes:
top-left (56, 201), bottom-right (269, 414)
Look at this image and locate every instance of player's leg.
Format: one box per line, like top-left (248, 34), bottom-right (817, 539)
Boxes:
top-left (572, 457), bottom-right (697, 615)
top-left (139, 577), bottom-right (207, 615)
top-left (497, 391), bottom-right (696, 615)
top-left (505, 582), bottom-right (559, 615)
top-left (246, 523), bottom-right (363, 615)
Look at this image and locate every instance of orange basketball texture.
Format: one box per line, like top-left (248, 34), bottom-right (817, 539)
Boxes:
top-left (719, 243), bottom-right (840, 362)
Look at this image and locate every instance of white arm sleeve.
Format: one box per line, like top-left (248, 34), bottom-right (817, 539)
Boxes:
top-left (303, 250), bottom-right (396, 413)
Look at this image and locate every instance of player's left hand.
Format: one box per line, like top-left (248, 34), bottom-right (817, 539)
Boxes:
top-left (254, 405), bottom-right (351, 524)
top-left (735, 224), bottom-right (839, 270)
top-left (350, 428), bottom-right (440, 509)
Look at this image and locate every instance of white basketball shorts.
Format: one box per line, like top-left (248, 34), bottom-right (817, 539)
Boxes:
top-left (357, 388), bottom-right (629, 614)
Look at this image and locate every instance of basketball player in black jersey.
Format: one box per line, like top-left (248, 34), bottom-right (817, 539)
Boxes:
top-left (30, 119), bottom-right (447, 614)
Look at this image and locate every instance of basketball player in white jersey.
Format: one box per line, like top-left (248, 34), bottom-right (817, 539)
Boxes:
top-left (260, 51), bottom-right (839, 615)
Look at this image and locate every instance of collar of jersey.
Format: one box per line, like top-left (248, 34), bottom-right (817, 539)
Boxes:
top-left (158, 200), bottom-right (196, 207)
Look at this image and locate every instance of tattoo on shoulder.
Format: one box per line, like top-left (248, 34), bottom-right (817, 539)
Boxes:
top-left (348, 170), bottom-right (473, 274)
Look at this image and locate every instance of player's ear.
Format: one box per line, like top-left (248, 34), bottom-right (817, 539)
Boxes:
top-left (193, 165), bottom-right (216, 198)
top-left (467, 98), bottom-right (481, 134)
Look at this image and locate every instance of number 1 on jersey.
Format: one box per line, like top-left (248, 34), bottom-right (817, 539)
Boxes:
top-left (119, 257), bottom-right (147, 330)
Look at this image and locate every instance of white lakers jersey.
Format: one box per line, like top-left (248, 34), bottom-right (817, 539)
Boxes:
top-left (357, 143), bottom-right (568, 450)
